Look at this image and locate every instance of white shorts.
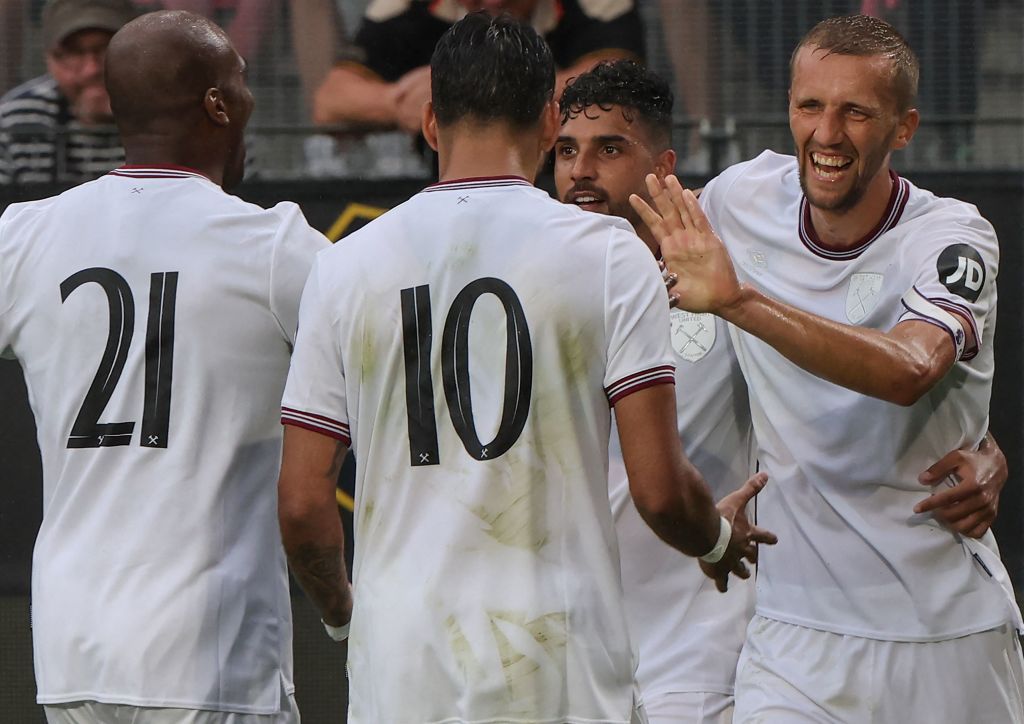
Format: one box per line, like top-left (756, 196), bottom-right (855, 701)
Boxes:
top-left (44, 693), bottom-right (299, 724)
top-left (644, 691), bottom-right (732, 724)
top-left (734, 615), bottom-right (1024, 723)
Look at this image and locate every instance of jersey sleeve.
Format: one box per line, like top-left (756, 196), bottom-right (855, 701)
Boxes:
top-left (281, 256), bottom-right (351, 445)
top-left (603, 227), bottom-right (675, 404)
top-left (268, 202), bottom-right (331, 346)
top-left (897, 213), bottom-right (998, 362)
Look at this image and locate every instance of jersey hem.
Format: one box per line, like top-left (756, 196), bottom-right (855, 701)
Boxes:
top-left (36, 693), bottom-right (278, 715)
top-left (753, 608), bottom-right (1012, 643)
top-left (642, 684), bottom-right (735, 699)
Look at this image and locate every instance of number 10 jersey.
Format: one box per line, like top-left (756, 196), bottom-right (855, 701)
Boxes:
top-left (0, 167), bottom-right (329, 713)
top-left (282, 176), bottom-right (676, 724)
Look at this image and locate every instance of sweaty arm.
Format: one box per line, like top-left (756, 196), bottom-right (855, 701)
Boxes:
top-left (615, 384), bottom-right (775, 591)
top-left (631, 174), bottom-right (972, 406)
top-left (278, 425), bottom-right (353, 629)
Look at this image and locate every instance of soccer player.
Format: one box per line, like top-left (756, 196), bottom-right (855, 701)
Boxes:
top-left (556, 58), bottom-right (1011, 724)
top-left (632, 15), bottom-right (1024, 722)
top-left (555, 60), bottom-right (755, 724)
top-left (277, 12), bottom-right (775, 723)
top-left (0, 11), bottom-right (327, 723)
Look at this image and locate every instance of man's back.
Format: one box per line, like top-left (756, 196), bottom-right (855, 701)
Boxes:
top-left (0, 167), bottom-right (327, 712)
top-left (282, 176), bottom-right (672, 723)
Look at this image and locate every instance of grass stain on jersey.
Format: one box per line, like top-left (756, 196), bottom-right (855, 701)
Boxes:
top-left (445, 615), bottom-right (481, 684)
top-left (489, 610), bottom-right (568, 714)
top-left (360, 326), bottom-right (377, 380)
top-left (471, 485), bottom-right (549, 552)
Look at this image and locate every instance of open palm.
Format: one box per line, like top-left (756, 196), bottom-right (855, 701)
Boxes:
top-left (630, 174), bottom-right (742, 314)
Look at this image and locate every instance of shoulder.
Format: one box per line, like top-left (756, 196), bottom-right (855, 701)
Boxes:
top-left (898, 181), bottom-right (998, 253)
top-left (703, 150), bottom-right (797, 206)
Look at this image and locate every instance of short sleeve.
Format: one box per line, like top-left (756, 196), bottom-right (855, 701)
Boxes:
top-left (0, 204), bottom-right (20, 358)
top-left (898, 212), bottom-right (998, 362)
top-left (268, 202), bottom-right (331, 346)
top-left (281, 257), bottom-right (351, 445)
top-left (603, 228), bottom-right (675, 404)
top-left (350, 3), bottom-right (449, 81)
top-left (545, 0), bottom-right (644, 68)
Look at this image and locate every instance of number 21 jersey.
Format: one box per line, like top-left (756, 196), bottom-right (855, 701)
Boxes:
top-left (282, 176), bottom-right (675, 724)
top-left (0, 167), bottom-right (328, 713)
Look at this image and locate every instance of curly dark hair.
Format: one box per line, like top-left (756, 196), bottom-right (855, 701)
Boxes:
top-left (559, 60), bottom-right (673, 148)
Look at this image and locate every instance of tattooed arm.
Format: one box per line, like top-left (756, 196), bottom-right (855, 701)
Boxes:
top-left (278, 425), bottom-right (353, 629)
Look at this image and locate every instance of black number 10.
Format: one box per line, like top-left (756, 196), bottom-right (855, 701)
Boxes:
top-left (60, 268), bottom-right (178, 449)
top-left (400, 277), bottom-right (533, 466)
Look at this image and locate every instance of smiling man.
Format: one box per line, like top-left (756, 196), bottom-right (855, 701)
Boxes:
top-left (632, 15), bottom-right (1024, 722)
top-left (556, 61), bottom-right (755, 724)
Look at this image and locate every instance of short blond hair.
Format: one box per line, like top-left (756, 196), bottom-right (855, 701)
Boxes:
top-left (791, 14), bottom-right (919, 113)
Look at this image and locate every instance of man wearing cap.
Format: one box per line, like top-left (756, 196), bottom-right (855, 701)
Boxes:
top-left (0, 0), bottom-right (136, 185)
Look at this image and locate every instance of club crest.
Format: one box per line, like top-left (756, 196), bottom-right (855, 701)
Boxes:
top-left (846, 272), bottom-right (884, 323)
top-left (670, 310), bottom-right (716, 362)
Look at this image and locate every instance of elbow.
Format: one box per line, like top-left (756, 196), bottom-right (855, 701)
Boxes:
top-left (887, 359), bottom-right (938, 406)
top-left (277, 488), bottom-right (320, 550)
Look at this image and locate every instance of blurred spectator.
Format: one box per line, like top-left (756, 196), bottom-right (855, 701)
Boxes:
top-left (135, 0), bottom-right (277, 63)
top-left (313, 0), bottom-right (645, 135)
top-left (0, 0), bottom-right (135, 185)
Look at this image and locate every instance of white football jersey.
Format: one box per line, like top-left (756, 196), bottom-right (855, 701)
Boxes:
top-left (281, 176), bottom-right (675, 724)
top-left (0, 167), bottom-right (329, 712)
top-left (700, 151), bottom-right (1018, 641)
top-left (609, 313), bottom-right (755, 702)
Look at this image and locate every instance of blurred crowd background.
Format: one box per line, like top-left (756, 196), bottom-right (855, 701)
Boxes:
top-left (0, 0), bottom-right (1021, 180)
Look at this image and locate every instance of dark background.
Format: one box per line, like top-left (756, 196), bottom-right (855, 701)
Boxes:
top-left (1, 171), bottom-right (1022, 720)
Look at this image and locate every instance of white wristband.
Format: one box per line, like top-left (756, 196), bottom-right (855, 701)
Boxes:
top-left (699, 516), bottom-right (732, 563)
top-left (323, 619), bottom-right (350, 642)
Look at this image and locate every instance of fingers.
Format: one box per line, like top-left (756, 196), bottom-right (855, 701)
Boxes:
top-left (665, 272), bottom-right (678, 291)
top-left (647, 173), bottom-right (684, 230)
top-left (668, 293), bottom-right (680, 309)
top-left (747, 524), bottom-right (778, 546)
top-left (918, 451), bottom-right (964, 484)
top-left (629, 193), bottom-right (666, 240)
top-left (945, 508), bottom-right (994, 539)
top-left (913, 482), bottom-right (978, 514)
top-left (734, 472), bottom-right (769, 506)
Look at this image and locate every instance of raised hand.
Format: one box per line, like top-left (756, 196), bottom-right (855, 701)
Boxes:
top-left (630, 173), bottom-right (742, 315)
top-left (700, 472), bottom-right (778, 592)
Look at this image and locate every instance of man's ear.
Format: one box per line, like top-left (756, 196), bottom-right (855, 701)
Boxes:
top-left (422, 100), bottom-right (439, 151)
top-left (204, 87), bottom-right (230, 127)
top-left (539, 99), bottom-right (560, 152)
top-left (654, 148), bottom-right (677, 180)
top-left (893, 107), bottom-right (920, 150)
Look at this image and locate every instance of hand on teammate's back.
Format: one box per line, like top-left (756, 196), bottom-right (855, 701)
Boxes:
top-left (915, 435), bottom-right (1008, 539)
top-left (631, 174), bottom-right (741, 315)
top-left (700, 473), bottom-right (778, 593)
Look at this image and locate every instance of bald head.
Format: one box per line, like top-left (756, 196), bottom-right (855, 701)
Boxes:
top-left (105, 11), bottom-right (253, 187)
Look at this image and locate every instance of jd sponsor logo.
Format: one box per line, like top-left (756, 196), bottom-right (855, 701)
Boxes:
top-left (937, 244), bottom-right (985, 302)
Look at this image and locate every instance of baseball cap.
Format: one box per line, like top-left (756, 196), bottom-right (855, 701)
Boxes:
top-left (42, 0), bottom-right (137, 50)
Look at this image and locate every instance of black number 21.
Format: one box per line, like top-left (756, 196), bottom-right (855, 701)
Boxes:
top-left (60, 268), bottom-right (178, 449)
top-left (400, 277), bottom-right (532, 466)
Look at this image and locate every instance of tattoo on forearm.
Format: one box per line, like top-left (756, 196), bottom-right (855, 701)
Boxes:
top-left (289, 542), bottom-right (351, 619)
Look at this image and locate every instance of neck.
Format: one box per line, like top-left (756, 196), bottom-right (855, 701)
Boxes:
top-left (122, 136), bottom-right (225, 187)
top-left (436, 122), bottom-right (544, 185)
top-left (808, 167), bottom-right (894, 249)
